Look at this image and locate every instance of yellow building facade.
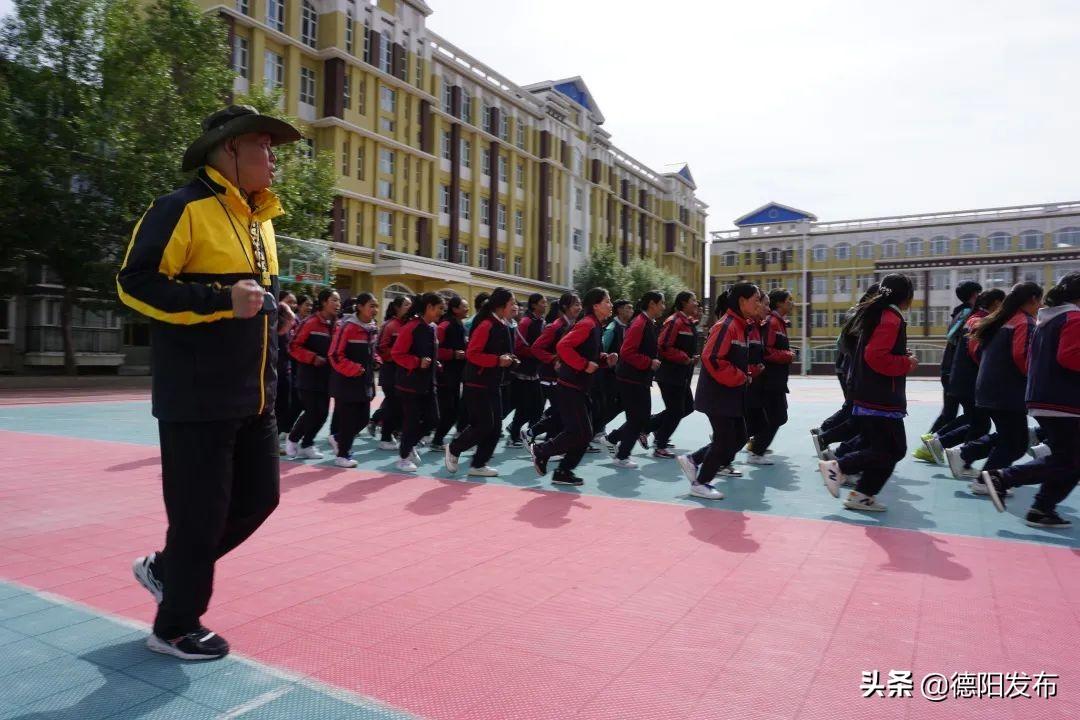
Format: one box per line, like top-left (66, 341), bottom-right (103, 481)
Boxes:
top-left (710, 201), bottom-right (1080, 373)
top-left (207, 0), bottom-right (708, 306)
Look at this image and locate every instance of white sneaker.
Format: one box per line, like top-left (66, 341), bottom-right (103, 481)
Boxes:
top-left (717, 465), bottom-right (743, 477)
top-left (1028, 443), bottom-right (1052, 460)
top-left (676, 454), bottom-right (699, 485)
top-left (600, 435), bottom-right (617, 455)
top-left (468, 466), bottom-right (499, 477)
top-left (819, 459), bottom-right (846, 498)
top-left (132, 554), bottom-right (163, 604)
top-left (690, 483), bottom-right (723, 500)
top-left (613, 457), bottom-right (639, 469)
top-left (945, 447), bottom-right (978, 479)
top-left (821, 449), bottom-right (837, 462)
top-left (278, 432), bottom-right (287, 444)
top-left (328, 434), bottom-right (339, 455)
top-left (444, 445), bottom-right (460, 473)
top-left (334, 456), bottom-right (358, 468)
top-left (745, 453), bottom-right (774, 465)
top-left (969, 477), bottom-right (1013, 498)
top-left (395, 459), bottom-right (418, 473)
top-left (925, 434), bottom-right (946, 465)
top-left (810, 429), bottom-right (826, 459)
top-left (843, 491), bottom-right (886, 512)
top-left (297, 445), bottom-right (323, 460)
top-left (378, 440), bottom-right (398, 451)
top-left (284, 439), bottom-right (299, 457)
top-left (409, 449), bottom-right (422, 466)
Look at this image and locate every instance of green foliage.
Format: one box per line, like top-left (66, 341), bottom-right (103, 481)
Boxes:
top-left (573, 243), bottom-right (687, 306)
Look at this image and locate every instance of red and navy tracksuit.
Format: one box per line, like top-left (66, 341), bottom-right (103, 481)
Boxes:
top-left (998, 303), bottom-right (1080, 511)
top-left (375, 316), bottom-right (405, 443)
top-left (433, 317), bottom-right (466, 445)
top-left (606, 313), bottom-right (659, 460)
top-left (328, 316), bottom-right (377, 457)
top-left (936, 309), bottom-right (991, 448)
top-left (391, 317), bottom-right (439, 460)
top-left (689, 310), bottom-right (750, 485)
top-left (961, 310), bottom-right (1035, 471)
top-left (592, 317), bottom-right (627, 436)
top-left (742, 321), bottom-right (768, 450)
top-left (529, 315), bottom-right (573, 439)
top-left (450, 315), bottom-right (511, 468)
top-left (650, 311), bottom-right (699, 447)
top-left (749, 311), bottom-right (796, 455)
top-left (836, 306), bottom-right (911, 497)
top-left (533, 314), bottom-right (610, 475)
top-left (930, 303), bottom-right (974, 433)
top-left (288, 313), bottom-right (335, 448)
top-left (508, 311), bottom-right (546, 440)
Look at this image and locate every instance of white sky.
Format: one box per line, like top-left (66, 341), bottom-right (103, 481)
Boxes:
top-left (4, 0), bottom-right (1079, 231)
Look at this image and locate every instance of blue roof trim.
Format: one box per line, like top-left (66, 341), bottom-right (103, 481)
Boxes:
top-left (736, 204), bottom-right (812, 227)
top-left (554, 81), bottom-right (590, 111)
top-left (677, 165), bottom-right (696, 187)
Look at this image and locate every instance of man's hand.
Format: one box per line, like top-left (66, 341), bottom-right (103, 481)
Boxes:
top-left (650, 358), bottom-right (661, 371)
top-left (313, 356), bottom-right (327, 367)
top-left (420, 357), bottom-right (432, 369)
top-left (585, 361), bottom-right (599, 374)
top-left (231, 280), bottom-right (264, 319)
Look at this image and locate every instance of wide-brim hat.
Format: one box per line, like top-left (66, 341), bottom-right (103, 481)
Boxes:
top-left (181, 104), bottom-right (303, 172)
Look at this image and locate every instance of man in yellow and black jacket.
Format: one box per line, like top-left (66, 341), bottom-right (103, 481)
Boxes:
top-left (117, 105), bottom-right (301, 661)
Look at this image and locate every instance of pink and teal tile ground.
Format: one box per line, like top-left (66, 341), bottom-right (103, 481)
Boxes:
top-left (0, 378), bottom-right (1077, 719)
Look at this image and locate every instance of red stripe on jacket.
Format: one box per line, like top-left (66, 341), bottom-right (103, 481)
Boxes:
top-left (531, 317), bottom-right (566, 366)
top-left (465, 317), bottom-right (501, 368)
top-left (701, 311), bottom-right (747, 387)
top-left (289, 315), bottom-right (330, 365)
top-left (1060, 312), bottom-right (1080, 372)
top-left (391, 318), bottom-right (421, 370)
top-left (620, 313), bottom-right (652, 371)
top-left (864, 310), bottom-right (910, 377)
top-left (556, 315), bottom-right (597, 372)
top-left (763, 312), bottom-right (794, 364)
top-left (658, 312), bottom-right (693, 364)
top-left (328, 322), bottom-right (369, 378)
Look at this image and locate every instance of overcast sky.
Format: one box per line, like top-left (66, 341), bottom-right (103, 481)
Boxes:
top-left (4, 0), bottom-right (1078, 231)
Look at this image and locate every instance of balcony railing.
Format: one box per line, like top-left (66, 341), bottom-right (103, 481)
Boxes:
top-left (26, 326), bottom-right (122, 354)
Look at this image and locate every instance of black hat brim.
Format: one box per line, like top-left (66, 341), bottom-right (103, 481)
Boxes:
top-left (181, 114), bottom-right (303, 172)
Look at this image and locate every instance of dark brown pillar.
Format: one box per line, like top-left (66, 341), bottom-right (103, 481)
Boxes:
top-left (538, 163), bottom-right (550, 282)
top-left (323, 58), bottom-right (345, 118)
top-left (448, 87), bottom-right (461, 263)
top-left (620, 202), bottom-right (629, 265)
top-left (330, 196), bottom-right (345, 244)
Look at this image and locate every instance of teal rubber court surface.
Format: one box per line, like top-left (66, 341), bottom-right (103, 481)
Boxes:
top-left (1, 377), bottom-right (1078, 719)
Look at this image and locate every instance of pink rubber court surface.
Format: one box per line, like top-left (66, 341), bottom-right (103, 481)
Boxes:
top-left (1, 426), bottom-right (1079, 719)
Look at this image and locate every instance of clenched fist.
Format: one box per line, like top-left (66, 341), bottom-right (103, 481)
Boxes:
top-left (231, 280), bottom-right (265, 319)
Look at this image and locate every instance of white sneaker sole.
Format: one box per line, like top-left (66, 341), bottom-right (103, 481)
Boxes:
top-left (675, 455), bottom-right (698, 485)
top-left (689, 485), bottom-right (723, 500)
top-left (132, 556), bottom-right (163, 604)
top-left (146, 634), bottom-right (225, 661)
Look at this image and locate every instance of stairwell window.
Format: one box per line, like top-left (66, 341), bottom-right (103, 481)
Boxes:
top-left (379, 31), bottom-right (392, 74)
top-left (301, 1), bottom-right (318, 48)
top-left (515, 210), bottom-right (523, 236)
top-left (457, 244), bottom-right (469, 265)
top-left (267, 0), bottom-right (284, 32)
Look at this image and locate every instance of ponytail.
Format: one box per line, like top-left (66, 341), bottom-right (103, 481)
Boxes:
top-left (546, 292), bottom-right (579, 322)
top-left (582, 287), bottom-right (610, 319)
top-left (1044, 272), bottom-right (1080, 307)
top-left (843, 273), bottom-right (914, 355)
top-left (384, 296), bottom-right (409, 322)
top-left (972, 282), bottom-right (1042, 344)
top-left (404, 292), bottom-right (444, 321)
top-left (473, 287), bottom-right (515, 327)
top-left (636, 290), bottom-right (664, 317)
top-left (714, 283), bottom-right (759, 317)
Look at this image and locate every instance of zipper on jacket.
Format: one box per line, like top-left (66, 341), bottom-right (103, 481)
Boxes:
top-left (258, 314), bottom-right (268, 415)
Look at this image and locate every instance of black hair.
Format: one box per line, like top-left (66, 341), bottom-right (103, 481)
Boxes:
top-left (956, 280), bottom-right (983, 304)
top-left (636, 290), bottom-right (664, 315)
top-left (296, 294), bottom-right (311, 308)
top-left (474, 292), bottom-right (491, 309)
top-left (673, 291), bottom-right (696, 313)
top-left (843, 273), bottom-right (914, 355)
top-left (1045, 272), bottom-right (1080, 307)
top-left (972, 282), bottom-right (1042, 344)
top-left (445, 295), bottom-right (465, 315)
top-left (613, 299), bottom-right (632, 313)
top-left (527, 293), bottom-right (544, 313)
top-left (278, 289), bottom-right (295, 302)
top-left (768, 289), bottom-right (791, 307)
top-left (315, 289), bottom-right (338, 313)
top-left (473, 287), bottom-right (515, 327)
top-left (341, 297), bottom-right (356, 315)
top-left (838, 284), bottom-right (881, 342)
top-left (974, 288), bottom-right (1006, 310)
top-left (582, 287), bottom-right (610, 319)
top-left (714, 283), bottom-right (759, 317)
top-left (546, 292), bottom-right (579, 322)
top-left (383, 296), bottom-right (409, 321)
top-left (404, 292), bottom-right (445, 321)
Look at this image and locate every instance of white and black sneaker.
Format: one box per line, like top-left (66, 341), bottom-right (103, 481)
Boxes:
top-left (1024, 508), bottom-right (1072, 529)
top-left (132, 554), bottom-right (163, 604)
top-left (819, 459), bottom-right (846, 499)
top-left (979, 470), bottom-right (1008, 513)
top-left (810, 429), bottom-right (826, 459)
top-left (147, 627), bottom-right (229, 661)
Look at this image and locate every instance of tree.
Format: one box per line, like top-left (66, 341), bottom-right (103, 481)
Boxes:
top-left (572, 242), bottom-right (630, 300)
top-left (625, 257), bottom-right (685, 309)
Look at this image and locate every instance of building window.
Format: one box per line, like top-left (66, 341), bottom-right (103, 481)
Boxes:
top-left (354, 208), bottom-right (363, 244)
top-left (500, 114), bottom-right (510, 141)
top-left (362, 18), bottom-right (371, 62)
top-left (460, 191), bottom-right (470, 219)
top-left (1054, 227), bottom-right (1080, 247)
top-left (478, 247), bottom-right (489, 268)
top-left (498, 156), bottom-right (507, 183)
top-left (357, 76), bottom-right (366, 114)
top-left (379, 148), bottom-right (394, 175)
top-left (301, 0), bottom-right (318, 48)
top-left (834, 276), bottom-right (850, 295)
top-left (232, 36), bottom-right (249, 79)
top-left (957, 268), bottom-right (979, 285)
top-left (930, 235), bottom-right (949, 255)
top-left (266, 0), bottom-right (284, 32)
top-left (834, 243), bottom-right (850, 261)
top-left (342, 74), bottom-right (351, 110)
top-left (832, 310), bottom-right (847, 328)
top-left (480, 148), bottom-right (490, 173)
top-left (355, 146), bottom-right (364, 180)
top-left (513, 256), bottom-right (522, 275)
top-left (908, 308), bottom-right (924, 327)
top-left (441, 131), bottom-right (451, 161)
top-left (767, 247), bottom-right (780, 264)
top-left (723, 251), bottom-right (737, 267)
top-left (812, 277), bottom-right (827, 295)
top-left (415, 39), bottom-right (424, 86)
top-left (380, 85), bottom-right (396, 112)
top-left (442, 81), bottom-right (453, 113)
top-left (959, 234), bottom-right (979, 253)
top-left (569, 229), bottom-right (583, 252)
top-left (881, 239), bottom-right (898, 258)
top-left (574, 188), bottom-right (583, 211)
top-left (854, 241), bottom-right (872, 260)
top-left (235, 0), bottom-right (248, 15)
top-left (301, 138), bottom-right (314, 159)
top-left (377, 210), bottom-right (392, 237)
top-left (496, 252), bottom-right (506, 272)
top-left (379, 117), bottom-right (395, 133)
top-left (516, 163), bottom-right (524, 189)
top-left (1020, 230), bottom-right (1043, 250)
top-left (479, 197), bottom-right (490, 225)
top-left (905, 237), bottom-right (923, 256)
top-left (812, 245), bottom-right (827, 262)
top-left (516, 123), bottom-right (527, 150)
top-left (986, 232), bottom-right (1009, 252)
top-left (857, 273), bottom-right (876, 292)
top-left (497, 204), bottom-right (506, 230)
top-left (299, 67), bottom-right (316, 105)
top-left (460, 139), bottom-right (471, 168)
top-left (439, 185), bottom-right (450, 214)
top-left (428, 237), bottom-right (447, 261)
top-left (1056, 263), bottom-right (1080, 282)
top-left (929, 306), bottom-right (950, 326)
top-left (457, 244), bottom-right (469, 265)
top-left (1019, 266), bottom-right (1042, 284)
top-left (929, 269), bottom-right (949, 290)
top-left (263, 50), bottom-right (284, 91)
top-left (345, 0), bottom-right (355, 54)
top-left (812, 310), bottom-right (828, 328)
top-left (377, 179), bottom-right (392, 199)
top-left (460, 91), bottom-right (471, 123)
top-left (985, 268), bottom-right (1009, 288)
top-left (379, 31), bottom-right (392, 73)
top-left (341, 139), bottom-right (350, 176)
top-left (515, 210), bottom-right (523, 236)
